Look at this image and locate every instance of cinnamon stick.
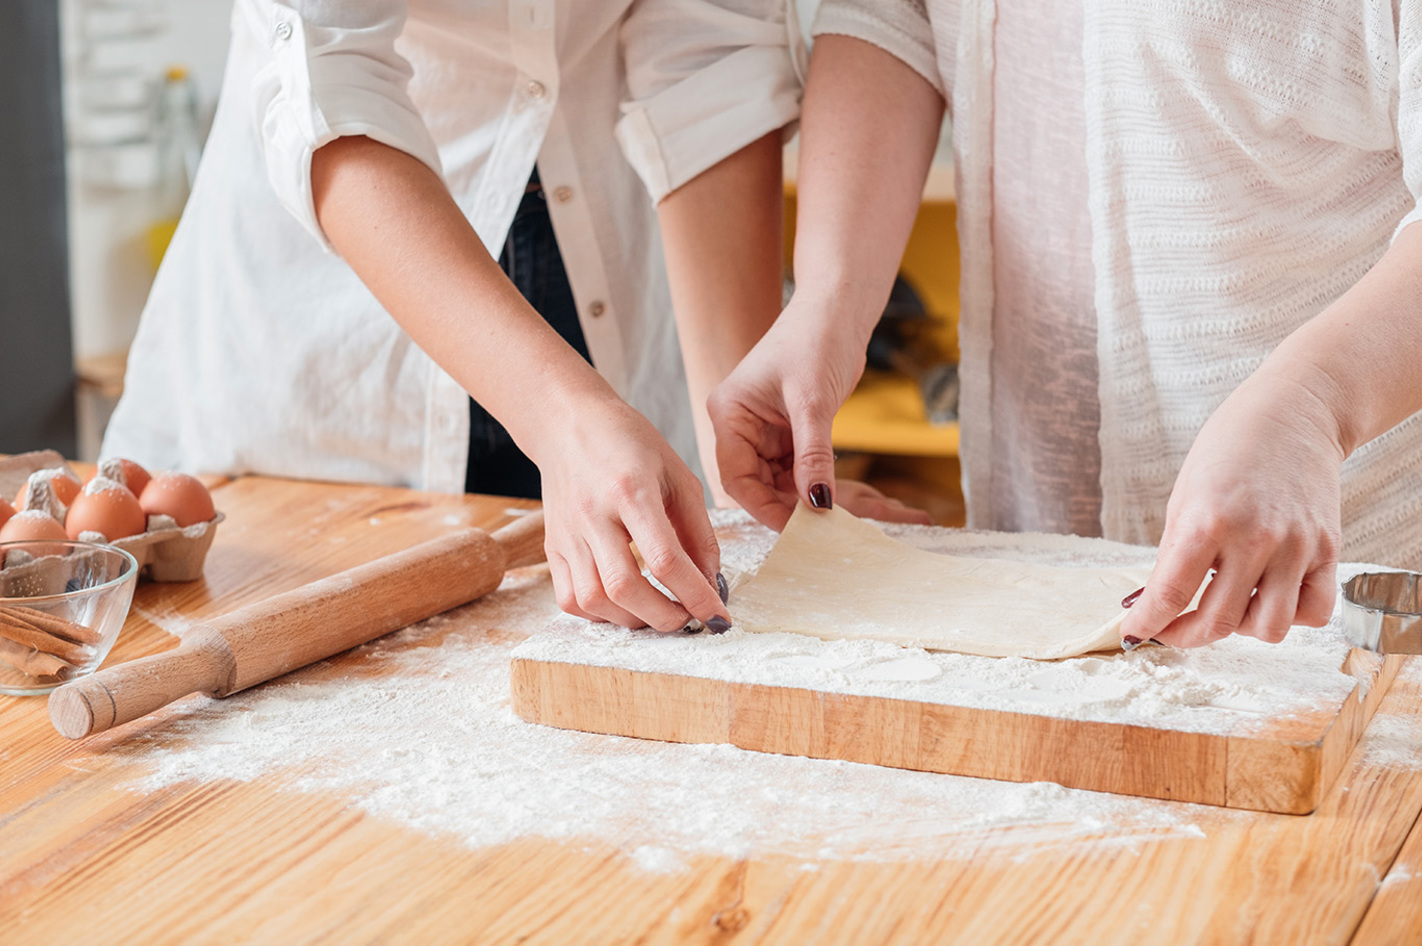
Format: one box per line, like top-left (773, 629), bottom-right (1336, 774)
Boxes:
top-left (0, 636), bottom-right (73, 679)
top-left (0, 620), bottom-right (91, 665)
top-left (0, 605), bottom-right (103, 645)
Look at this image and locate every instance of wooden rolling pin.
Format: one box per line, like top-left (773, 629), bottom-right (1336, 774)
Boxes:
top-left (48, 511), bottom-right (545, 739)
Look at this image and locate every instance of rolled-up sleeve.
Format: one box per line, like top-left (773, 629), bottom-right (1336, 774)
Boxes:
top-left (812, 0), bottom-right (945, 98)
top-left (616, 0), bottom-right (806, 203)
top-left (237, 0), bottom-right (443, 250)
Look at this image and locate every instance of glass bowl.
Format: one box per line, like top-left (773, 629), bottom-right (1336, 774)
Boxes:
top-left (0, 540), bottom-right (139, 696)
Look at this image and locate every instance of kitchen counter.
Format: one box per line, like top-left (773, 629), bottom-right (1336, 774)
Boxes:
top-left (1, 474), bottom-right (1419, 944)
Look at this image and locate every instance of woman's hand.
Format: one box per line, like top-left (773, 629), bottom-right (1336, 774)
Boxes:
top-left (529, 395), bottom-right (731, 632)
top-left (708, 302), bottom-right (862, 530)
top-left (1120, 373), bottom-right (1344, 648)
top-left (707, 302), bottom-right (931, 529)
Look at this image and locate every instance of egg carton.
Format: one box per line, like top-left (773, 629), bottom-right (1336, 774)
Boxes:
top-left (0, 450), bottom-right (222, 583)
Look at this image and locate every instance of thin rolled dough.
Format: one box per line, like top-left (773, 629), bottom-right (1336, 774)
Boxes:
top-left (731, 505), bottom-right (1154, 659)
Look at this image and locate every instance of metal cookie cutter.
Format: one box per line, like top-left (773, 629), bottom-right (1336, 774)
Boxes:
top-left (1341, 571), bottom-right (1422, 655)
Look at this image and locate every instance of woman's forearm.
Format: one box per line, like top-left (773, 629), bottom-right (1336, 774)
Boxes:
top-left (789, 34), bottom-right (945, 333)
top-left (309, 135), bottom-right (618, 462)
top-left (1257, 221), bottom-right (1422, 457)
top-left (310, 134), bottom-right (731, 631)
top-left (657, 130), bottom-right (786, 500)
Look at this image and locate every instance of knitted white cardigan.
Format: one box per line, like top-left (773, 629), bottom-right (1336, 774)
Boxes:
top-left (816, 0), bottom-right (1422, 567)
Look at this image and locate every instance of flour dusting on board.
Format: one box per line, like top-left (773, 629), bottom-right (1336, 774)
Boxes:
top-left (521, 512), bottom-right (1368, 735)
top-left (122, 512), bottom-right (1412, 870)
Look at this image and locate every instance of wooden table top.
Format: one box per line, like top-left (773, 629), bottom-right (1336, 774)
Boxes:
top-left (2, 474), bottom-right (1420, 945)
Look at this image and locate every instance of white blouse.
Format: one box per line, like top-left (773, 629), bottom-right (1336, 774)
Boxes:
top-left (985, 0), bottom-right (1102, 538)
top-left (104, 0), bottom-right (805, 493)
top-left (814, 0), bottom-right (1422, 567)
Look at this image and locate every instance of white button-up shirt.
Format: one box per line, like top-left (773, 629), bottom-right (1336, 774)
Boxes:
top-left (105, 0), bottom-right (805, 492)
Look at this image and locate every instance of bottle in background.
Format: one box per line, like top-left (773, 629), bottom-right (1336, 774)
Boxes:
top-left (144, 65), bottom-right (199, 270)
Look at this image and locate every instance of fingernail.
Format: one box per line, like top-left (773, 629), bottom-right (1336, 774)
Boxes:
top-left (707, 615), bottom-right (731, 635)
top-left (1121, 636), bottom-right (1143, 651)
top-left (716, 572), bottom-right (729, 604)
top-left (1121, 587), bottom-right (1144, 609)
top-left (809, 483), bottom-right (832, 509)
top-left (684, 623), bottom-right (703, 635)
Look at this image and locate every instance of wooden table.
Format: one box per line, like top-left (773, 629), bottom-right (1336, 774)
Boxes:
top-left (2, 475), bottom-right (1420, 944)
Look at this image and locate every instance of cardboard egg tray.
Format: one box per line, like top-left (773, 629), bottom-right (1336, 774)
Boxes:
top-left (0, 450), bottom-right (221, 583)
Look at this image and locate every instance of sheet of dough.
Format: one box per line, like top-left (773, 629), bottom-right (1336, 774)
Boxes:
top-left (731, 505), bottom-right (1154, 659)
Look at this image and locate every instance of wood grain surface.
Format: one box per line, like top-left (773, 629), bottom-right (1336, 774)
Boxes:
top-left (1, 475), bottom-right (1419, 944)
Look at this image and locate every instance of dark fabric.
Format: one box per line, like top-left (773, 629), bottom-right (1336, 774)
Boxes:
top-left (464, 167), bottom-right (591, 498)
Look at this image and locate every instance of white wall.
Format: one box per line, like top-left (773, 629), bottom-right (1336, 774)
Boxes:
top-left (63, 0), bottom-right (234, 363)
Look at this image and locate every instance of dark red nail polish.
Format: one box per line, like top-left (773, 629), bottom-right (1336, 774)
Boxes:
top-left (1121, 635), bottom-right (1143, 651)
top-left (1121, 587), bottom-right (1144, 609)
top-left (809, 483), bottom-right (832, 509)
top-left (707, 616), bottom-right (731, 634)
top-left (716, 572), bottom-right (729, 604)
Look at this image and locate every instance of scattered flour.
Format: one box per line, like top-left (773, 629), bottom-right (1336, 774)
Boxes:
top-left (118, 512), bottom-right (1409, 871)
top-left (631, 845), bottom-right (687, 875)
top-left (1358, 712), bottom-right (1422, 770)
top-left (124, 578), bottom-right (1216, 868)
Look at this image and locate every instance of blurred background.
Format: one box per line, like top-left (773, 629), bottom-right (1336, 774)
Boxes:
top-left (1, 0), bottom-right (232, 462)
top-left (1, 0), bottom-right (964, 523)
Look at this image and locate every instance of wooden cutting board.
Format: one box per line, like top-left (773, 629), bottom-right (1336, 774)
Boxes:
top-left (511, 517), bottom-right (1402, 815)
top-left (510, 642), bottom-right (1400, 815)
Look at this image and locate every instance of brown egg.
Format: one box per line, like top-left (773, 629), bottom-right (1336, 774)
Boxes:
top-left (139, 472), bottom-right (215, 527)
top-left (94, 457), bottom-right (152, 498)
top-left (13, 468), bottom-right (81, 512)
top-left (0, 509), bottom-right (69, 559)
top-left (0, 498), bottom-right (13, 532)
top-left (65, 478), bottom-right (147, 541)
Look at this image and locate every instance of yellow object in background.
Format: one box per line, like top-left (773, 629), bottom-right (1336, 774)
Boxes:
top-left (146, 65), bottom-right (200, 273)
top-left (781, 161), bottom-right (965, 523)
top-left (782, 167), bottom-right (961, 459)
top-left (831, 370), bottom-right (959, 458)
top-left (145, 217), bottom-right (179, 272)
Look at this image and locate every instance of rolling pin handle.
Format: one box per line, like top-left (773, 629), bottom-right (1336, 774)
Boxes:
top-left (492, 510), bottom-right (546, 571)
top-left (48, 630), bottom-right (236, 740)
top-left (47, 514), bottom-right (545, 741)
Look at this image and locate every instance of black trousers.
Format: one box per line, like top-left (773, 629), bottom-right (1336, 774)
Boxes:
top-left (464, 168), bottom-right (592, 498)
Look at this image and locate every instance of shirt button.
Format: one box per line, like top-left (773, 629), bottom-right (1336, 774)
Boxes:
top-left (526, 80), bottom-right (546, 99)
top-left (589, 301), bottom-right (606, 318)
top-left (553, 186), bottom-right (573, 203)
top-left (274, 21), bottom-right (292, 41)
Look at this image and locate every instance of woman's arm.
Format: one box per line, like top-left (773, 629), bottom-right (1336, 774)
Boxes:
top-left (310, 135), bottom-right (730, 632)
top-left (657, 130), bottom-right (783, 508)
top-left (659, 127), bottom-right (932, 523)
top-left (706, 34), bottom-right (945, 528)
top-left (1122, 222), bottom-right (1422, 647)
